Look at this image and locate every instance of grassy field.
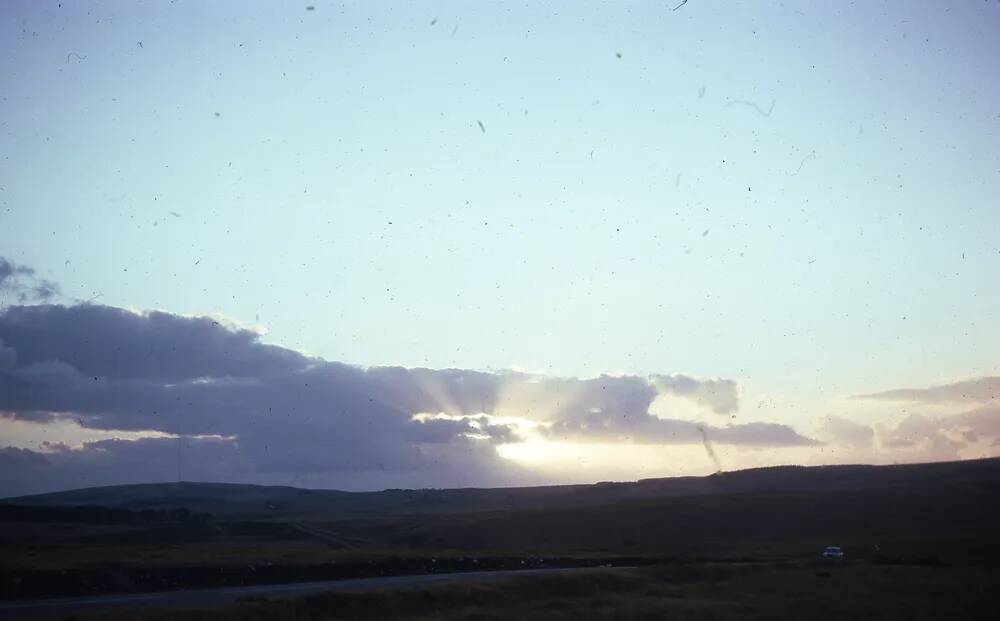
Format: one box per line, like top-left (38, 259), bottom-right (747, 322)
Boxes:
top-left (3, 458), bottom-right (1000, 605)
top-left (308, 487), bottom-right (1000, 558)
top-left (69, 561), bottom-right (1000, 621)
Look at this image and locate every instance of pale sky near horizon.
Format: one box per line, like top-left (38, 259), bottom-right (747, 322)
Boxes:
top-left (1, 1), bottom-right (999, 493)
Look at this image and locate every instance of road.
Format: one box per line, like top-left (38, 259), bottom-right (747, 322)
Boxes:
top-left (0, 566), bottom-right (619, 619)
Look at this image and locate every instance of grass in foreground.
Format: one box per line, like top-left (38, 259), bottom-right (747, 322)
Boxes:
top-left (71, 561), bottom-right (999, 621)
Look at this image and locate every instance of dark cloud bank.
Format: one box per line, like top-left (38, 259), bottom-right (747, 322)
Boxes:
top-left (0, 303), bottom-right (817, 496)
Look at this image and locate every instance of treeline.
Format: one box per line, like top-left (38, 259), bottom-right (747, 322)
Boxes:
top-left (0, 503), bottom-right (210, 525)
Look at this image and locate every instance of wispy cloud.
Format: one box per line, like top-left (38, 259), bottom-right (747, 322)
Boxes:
top-left (0, 257), bottom-right (59, 305)
top-left (857, 377), bottom-right (1000, 404)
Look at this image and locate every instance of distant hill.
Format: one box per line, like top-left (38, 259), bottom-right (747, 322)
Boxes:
top-left (6, 457), bottom-right (1000, 521)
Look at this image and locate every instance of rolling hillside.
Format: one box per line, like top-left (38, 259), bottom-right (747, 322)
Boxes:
top-left (6, 457), bottom-right (1000, 520)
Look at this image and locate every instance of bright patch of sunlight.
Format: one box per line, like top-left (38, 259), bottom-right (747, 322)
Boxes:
top-left (0, 414), bottom-right (173, 450)
top-left (496, 441), bottom-right (583, 464)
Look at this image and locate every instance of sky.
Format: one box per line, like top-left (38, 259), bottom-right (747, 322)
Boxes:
top-left (1, 0), bottom-right (999, 496)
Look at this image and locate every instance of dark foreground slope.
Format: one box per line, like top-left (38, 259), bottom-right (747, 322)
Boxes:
top-left (77, 563), bottom-right (1000, 621)
top-left (2, 458), bottom-right (999, 601)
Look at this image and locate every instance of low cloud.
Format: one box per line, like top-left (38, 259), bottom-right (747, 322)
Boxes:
top-left (651, 374), bottom-right (740, 415)
top-left (0, 446), bottom-right (50, 468)
top-left (818, 415), bottom-right (875, 451)
top-left (407, 414), bottom-right (522, 445)
top-left (877, 413), bottom-right (964, 461)
top-left (0, 436), bottom-right (243, 498)
top-left (545, 409), bottom-right (817, 447)
top-left (869, 403), bottom-right (1000, 462)
top-left (950, 404), bottom-right (1000, 438)
top-left (854, 376), bottom-right (1000, 461)
top-left (0, 301), bottom-right (817, 496)
top-left (858, 377), bottom-right (1000, 405)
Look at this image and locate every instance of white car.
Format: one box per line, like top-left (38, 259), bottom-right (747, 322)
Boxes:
top-left (822, 546), bottom-right (845, 559)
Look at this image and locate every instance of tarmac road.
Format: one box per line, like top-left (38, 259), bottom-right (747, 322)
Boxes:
top-left (0, 566), bottom-right (621, 619)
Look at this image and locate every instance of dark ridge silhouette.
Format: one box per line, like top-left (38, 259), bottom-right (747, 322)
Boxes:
top-left (6, 457), bottom-right (1000, 520)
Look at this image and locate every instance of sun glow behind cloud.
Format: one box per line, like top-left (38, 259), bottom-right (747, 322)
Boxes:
top-left (409, 411), bottom-right (694, 475)
top-left (411, 378), bottom-right (804, 479)
top-left (489, 389), bottom-right (728, 476)
top-left (497, 441), bottom-right (726, 482)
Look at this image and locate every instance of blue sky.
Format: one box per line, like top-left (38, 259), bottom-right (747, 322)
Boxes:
top-left (1, 1), bottom-right (998, 492)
